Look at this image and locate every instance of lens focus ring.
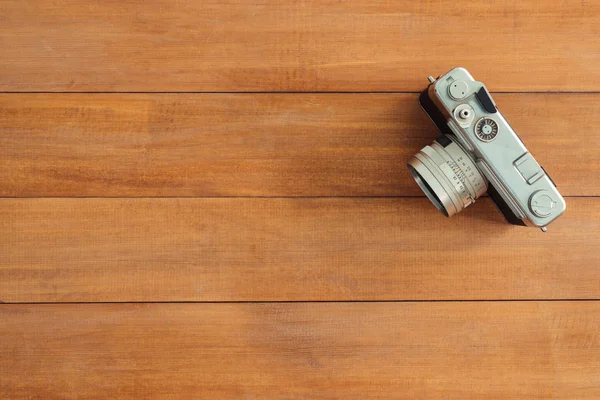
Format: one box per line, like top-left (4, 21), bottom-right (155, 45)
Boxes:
top-left (408, 138), bottom-right (487, 217)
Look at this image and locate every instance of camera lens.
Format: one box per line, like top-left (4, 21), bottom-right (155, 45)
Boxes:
top-left (407, 137), bottom-right (487, 217)
top-left (408, 164), bottom-right (448, 216)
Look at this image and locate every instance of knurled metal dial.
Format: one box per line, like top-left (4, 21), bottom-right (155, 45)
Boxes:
top-left (474, 117), bottom-right (499, 142)
top-left (529, 190), bottom-right (557, 218)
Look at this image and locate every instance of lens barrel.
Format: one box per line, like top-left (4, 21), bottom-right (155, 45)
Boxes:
top-left (408, 138), bottom-right (487, 217)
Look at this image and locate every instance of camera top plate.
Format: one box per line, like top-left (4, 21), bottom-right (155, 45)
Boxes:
top-left (426, 68), bottom-right (566, 228)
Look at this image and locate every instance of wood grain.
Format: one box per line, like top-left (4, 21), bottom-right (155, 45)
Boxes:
top-left (1, 93), bottom-right (598, 197)
top-left (1, 1), bottom-right (599, 92)
top-left (1, 197), bottom-right (598, 303)
top-left (1, 302), bottom-right (599, 399)
top-left (2, 1), bottom-right (598, 397)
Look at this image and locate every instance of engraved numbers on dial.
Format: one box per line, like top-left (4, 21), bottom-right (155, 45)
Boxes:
top-left (442, 160), bottom-right (470, 203)
top-left (474, 118), bottom-right (499, 142)
top-left (455, 154), bottom-right (485, 194)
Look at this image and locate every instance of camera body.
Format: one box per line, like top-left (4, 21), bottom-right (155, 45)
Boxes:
top-left (409, 67), bottom-right (565, 231)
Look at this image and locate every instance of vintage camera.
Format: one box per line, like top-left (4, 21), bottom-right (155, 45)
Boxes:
top-left (408, 67), bottom-right (565, 231)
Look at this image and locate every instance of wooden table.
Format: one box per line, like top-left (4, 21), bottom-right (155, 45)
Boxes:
top-left (1, 1), bottom-right (599, 398)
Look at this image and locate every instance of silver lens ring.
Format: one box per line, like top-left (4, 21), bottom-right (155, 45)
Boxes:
top-left (408, 138), bottom-right (487, 217)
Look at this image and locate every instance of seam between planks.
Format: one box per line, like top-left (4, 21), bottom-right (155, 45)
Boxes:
top-left (0, 196), bottom-right (597, 199)
top-left (1, 91), bottom-right (600, 95)
top-left (2, 299), bottom-right (600, 305)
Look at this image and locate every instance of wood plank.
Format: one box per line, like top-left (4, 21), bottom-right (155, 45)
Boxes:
top-left (1, 1), bottom-right (599, 92)
top-left (1, 94), bottom-right (598, 197)
top-left (1, 198), bottom-right (598, 303)
top-left (1, 302), bottom-right (599, 399)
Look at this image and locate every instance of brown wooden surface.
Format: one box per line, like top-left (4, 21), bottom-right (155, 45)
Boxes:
top-left (1, 1), bottom-right (600, 92)
top-left (1, 93), bottom-right (598, 197)
top-left (1, 302), bottom-right (599, 399)
top-left (2, 0), bottom-right (600, 398)
top-left (1, 197), bottom-right (598, 303)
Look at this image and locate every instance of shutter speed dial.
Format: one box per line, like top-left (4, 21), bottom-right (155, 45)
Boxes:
top-left (474, 117), bottom-right (499, 142)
